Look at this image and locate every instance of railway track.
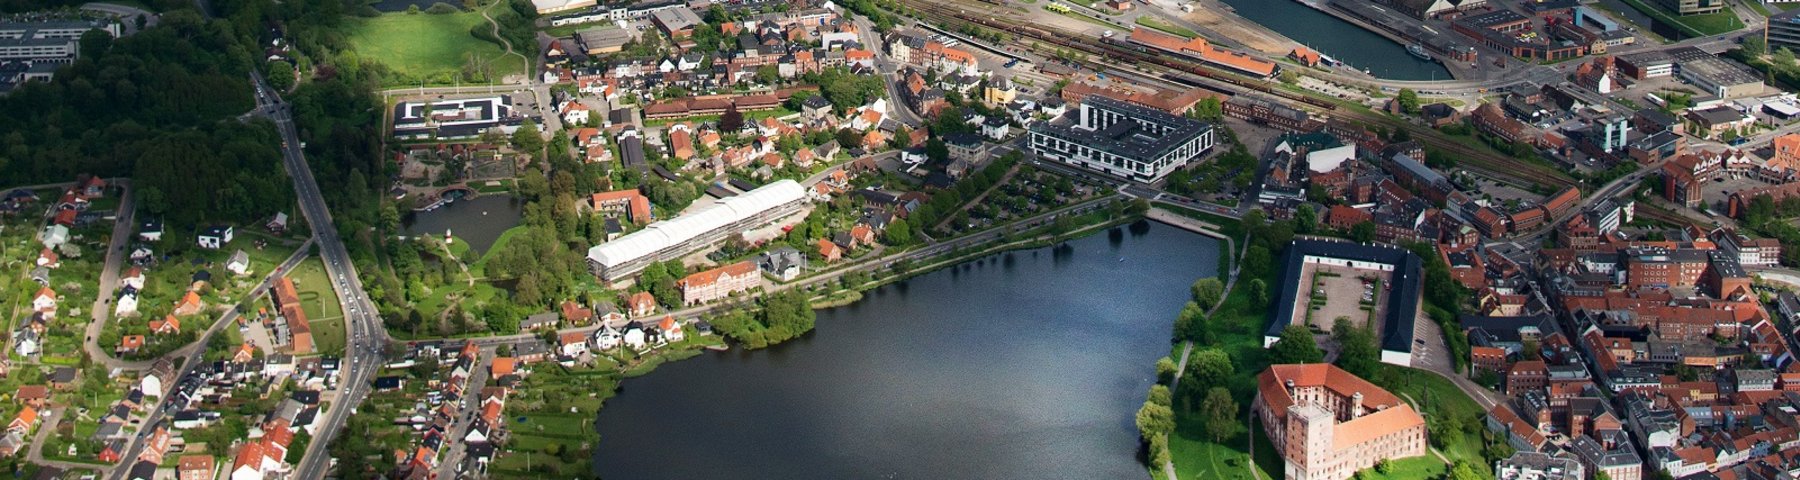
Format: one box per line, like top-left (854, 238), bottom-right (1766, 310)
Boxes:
top-left (902, 0), bottom-right (1581, 191)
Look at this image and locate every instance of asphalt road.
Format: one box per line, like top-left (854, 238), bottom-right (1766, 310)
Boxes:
top-left (245, 72), bottom-right (391, 480)
top-left (80, 179), bottom-right (149, 370)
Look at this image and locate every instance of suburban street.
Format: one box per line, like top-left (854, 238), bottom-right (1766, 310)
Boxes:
top-left (80, 179), bottom-right (151, 370)
top-left (102, 238), bottom-right (315, 480)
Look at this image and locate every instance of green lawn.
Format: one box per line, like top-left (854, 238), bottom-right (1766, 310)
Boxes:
top-left (1356, 455), bottom-right (1447, 480)
top-left (290, 257), bottom-right (345, 355)
top-left (1135, 16), bottom-right (1198, 39)
top-left (345, 11), bottom-right (525, 85)
top-left (1045, 5), bottom-right (1117, 29)
top-left (1365, 364), bottom-right (1497, 477)
top-left (1616, 0), bottom-right (1742, 37)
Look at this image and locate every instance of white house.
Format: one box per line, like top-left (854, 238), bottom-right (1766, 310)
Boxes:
top-left (121, 268), bottom-right (146, 290)
top-left (138, 219), bottom-right (163, 242)
top-left (226, 250), bottom-right (251, 276)
top-left (561, 101), bottom-right (591, 126)
top-left (114, 293), bottom-right (138, 317)
top-left (31, 288), bottom-right (56, 313)
top-left (198, 225), bottom-right (233, 249)
top-left (981, 116), bottom-right (1010, 141)
top-left (659, 317), bottom-right (685, 343)
top-left (593, 325), bottom-right (622, 351)
top-left (623, 328), bottom-right (647, 351)
top-left (39, 225), bottom-right (68, 248)
top-left (13, 330), bottom-right (38, 357)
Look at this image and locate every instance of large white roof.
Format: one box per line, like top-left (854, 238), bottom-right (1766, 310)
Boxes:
top-left (587, 180), bottom-right (805, 270)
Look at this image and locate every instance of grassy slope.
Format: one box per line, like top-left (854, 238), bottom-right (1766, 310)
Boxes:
top-left (290, 257), bottom-right (345, 355)
top-left (345, 11), bottom-right (525, 84)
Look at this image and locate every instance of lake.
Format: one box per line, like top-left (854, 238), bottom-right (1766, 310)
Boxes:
top-left (592, 221), bottom-right (1222, 479)
top-left (400, 194), bottom-right (522, 255)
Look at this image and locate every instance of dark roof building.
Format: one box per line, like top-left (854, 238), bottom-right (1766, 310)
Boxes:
top-left (1263, 239), bottom-right (1422, 366)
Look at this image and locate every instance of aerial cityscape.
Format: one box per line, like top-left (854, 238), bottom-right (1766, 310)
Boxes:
top-left (1, 0), bottom-right (1800, 477)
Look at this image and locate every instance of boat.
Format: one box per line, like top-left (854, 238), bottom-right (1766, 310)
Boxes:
top-left (1407, 44), bottom-right (1431, 61)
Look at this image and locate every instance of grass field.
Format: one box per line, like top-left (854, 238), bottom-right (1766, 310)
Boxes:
top-left (1357, 455), bottom-right (1447, 480)
top-left (345, 11), bottom-right (525, 85)
top-left (1617, 0), bottom-right (1742, 37)
top-left (290, 257), bottom-right (345, 355)
top-left (1135, 16), bottom-right (1198, 38)
top-left (1367, 363), bottom-right (1498, 477)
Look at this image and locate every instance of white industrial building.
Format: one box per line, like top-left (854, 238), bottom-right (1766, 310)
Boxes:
top-left (586, 180), bottom-right (807, 282)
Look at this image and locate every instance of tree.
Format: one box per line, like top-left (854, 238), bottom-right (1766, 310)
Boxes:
top-left (1200, 387), bottom-right (1242, 442)
top-left (1135, 398), bottom-right (1175, 441)
top-left (268, 61), bottom-right (296, 92)
top-left (755, 64), bottom-right (780, 85)
top-left (512, 119), bottom-right (543, 153)
top-left (878, 220), bottom-right (914, 246)
top-left (1173, 301), bottom-right (1210, 344)
top-left (286, 433), bottom-right (311, 464)
top-left (1743, 34), bottom-right (1767, 57)
top-left (1396, 88), bottom-right (1420, 114)
top-left (1350, 221), bottom-right (1376, 243)
top-left (1447, 461), bottom-right (1482, 480)
top-left (1247, 278), bottom-right (1269, 307)
top-left (836, 127), bottom-right (863, 149)
top-left (1185, 348), bottom-right (1233, 386)
top-left (1270, 324), bottom-right (1322, 364)
top-left (1156, 357), bottom-right (1178, 384)
top-left (720, 104), bottom-right (745, 133)
top-left (1333, 318), bottom-right (1380, 378)
top-left (1294, 203), bottom-right (1316, 234)
top-left (1189, 97), bottom-right (1222, 120)
top-left (1776, 47), bottom-right (1796, 68)
top-left (1242, 245), bottom-right (1273, 279)
top-left (1191, 278), bottom-right (1225, 310)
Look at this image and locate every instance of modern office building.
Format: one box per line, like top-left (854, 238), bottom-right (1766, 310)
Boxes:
top-left (1027, 96), bottom-right (1215, 183)
top-left (586, 180), bottom-right (806, 282)
top-left (1769, 8), bottom-right (1800, 53)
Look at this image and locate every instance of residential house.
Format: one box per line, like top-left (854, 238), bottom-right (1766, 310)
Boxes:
top-left (198, 225), bottom-right (233, 249)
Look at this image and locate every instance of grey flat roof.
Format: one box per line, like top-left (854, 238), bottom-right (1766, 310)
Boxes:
top-left (1030, 96), bottom-right (1211, 161)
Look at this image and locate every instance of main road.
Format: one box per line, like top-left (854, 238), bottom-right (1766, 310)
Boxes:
top-left (244, 72), bottom-right (392, 480)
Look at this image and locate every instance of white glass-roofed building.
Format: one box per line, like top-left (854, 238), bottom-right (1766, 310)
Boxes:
top-left (586, 180), bottom-right (807, 282)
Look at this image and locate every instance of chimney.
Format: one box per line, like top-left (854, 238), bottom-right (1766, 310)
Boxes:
top-left (1285, 379), bottom-right (1296, 397)
top-left (1351, 392), bottom-right (1365, 418)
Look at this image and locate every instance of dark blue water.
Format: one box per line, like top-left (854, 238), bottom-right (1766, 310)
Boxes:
top-left (592, 221), bottom-right (1222, 479)
top-left (400, 194), bottom-right (522, 255)
top-left (1218, 0), bottom-right (1453, 80)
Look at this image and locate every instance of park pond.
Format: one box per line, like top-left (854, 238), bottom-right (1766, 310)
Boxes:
top-left (400, 193), bottom-right (522, 255)
top-left (591, 221), bottom-right (1223, 479)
